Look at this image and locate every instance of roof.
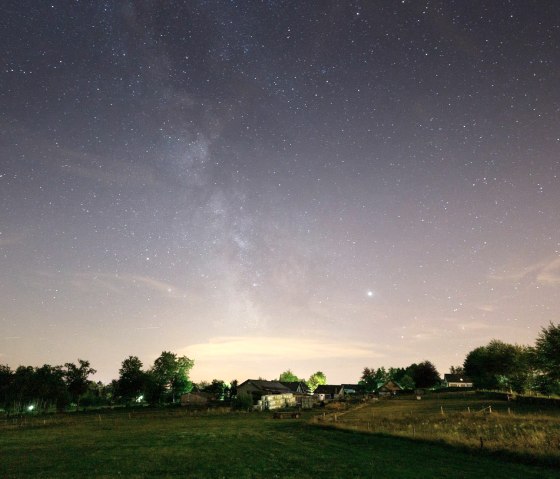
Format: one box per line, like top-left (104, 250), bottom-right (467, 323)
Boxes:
top-left (280, 381), bottom-right (311, 394)
top-left (342, 384), bottom-right (365, 393)
top-left (238, 379), bottom-right (293, 394)
top-left (378, 380), bottom-right (402, 392)
top-left (443, 374), bottom-right (473, 383)
top-left (314, 384), bottom-right (343, 395)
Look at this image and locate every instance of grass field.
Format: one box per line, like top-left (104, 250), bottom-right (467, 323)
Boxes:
top-left (322, 391), bottom-right (560, 465)
top-left (1, 400), bottom-right (560, 479)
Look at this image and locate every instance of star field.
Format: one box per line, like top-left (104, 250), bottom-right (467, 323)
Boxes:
top-left (1, 1), bottom-right (559, 383)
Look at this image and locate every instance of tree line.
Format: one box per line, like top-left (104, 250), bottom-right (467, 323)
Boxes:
top-left (1, 323), bottom-right (559, 413)
top-left (464, 322), bottom-right (560, 394)
top-left (0, 352), bottom-right (196, 413)
top-left (359, 322), bottom-right (560, 395)
top-left (278, 369), bottom-right (327, 391)
top-left (0, 359), bottom-right (96, 413)
top-left (358, 360), bottom-right (441, 392)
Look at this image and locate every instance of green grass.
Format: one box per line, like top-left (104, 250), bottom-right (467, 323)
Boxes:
top-left (1, 405), bottom-right (559, 478)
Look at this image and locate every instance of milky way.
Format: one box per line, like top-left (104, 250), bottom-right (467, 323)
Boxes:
top-left (1, 1), bottom-right (559, 383)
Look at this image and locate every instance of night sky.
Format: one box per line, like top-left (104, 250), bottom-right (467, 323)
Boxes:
top-left (2, 1), bottom-right (559, 384)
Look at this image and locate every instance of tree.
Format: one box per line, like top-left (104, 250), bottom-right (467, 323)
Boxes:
top-left (279, 370), bottom-right (300, 383)
top-left (201, 379), bottom-right (229, 400)
top-left (149, 351), bottom-right (194, 404)
top-left (229, 379), bottom-right (238, 399)
top-left (398, 374), bottom-right (415, 390)
top-left (374, 367), bottom-right (389, 384)
top-left (359, 367), bottom-right (377, 392)
top-left (449, 365), bottom-right (465, 375)
top-left (534, 322), bottom-right (560, 394)
top-left (9, 366), bottom-right (35, 411)
top-left (307, 371), bottom-right (327, 392)
top-left (64, 359), bottom-right (96, 409)
top-left (464, 340), bottom-right (530, 392)
top-left (409, 361), bottom-right (440, 388)
top-left (34, 364), bottom-right (69, 411)
top-left (116, 356), bottom-right (146, 405)
top-left (0, 365), bottom-right (14, 410)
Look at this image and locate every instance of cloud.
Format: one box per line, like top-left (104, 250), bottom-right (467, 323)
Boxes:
top-left (490, 256), bottom-right (560, 286)
top-left (536, 257), bottom-right (560, 285)
top-left (476, 304), bottom-right (496, 312)
top-left (0, 232), bottom-right (22, 247)
top-left (71, 272), bottom-right (189, 299)
top-left (60, 161), bottom-right (160, 189)
top-left (179, 336), bottom-right (378, 362)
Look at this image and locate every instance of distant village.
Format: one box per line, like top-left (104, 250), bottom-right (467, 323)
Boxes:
top-left (1, 321), bottom-right (558, 414)
top-left (183, 373), bottom-right (472, 412)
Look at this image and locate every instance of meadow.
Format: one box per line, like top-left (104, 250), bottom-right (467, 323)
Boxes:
top-left (323, 391), bottom-right (560, 464)
top-left (1, 395), bottom-right (559, 478)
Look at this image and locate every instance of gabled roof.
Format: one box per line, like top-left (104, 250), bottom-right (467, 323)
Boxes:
top-left (314, 384), bottom-right (343, 395)
top-left (238, 379), bottom-right (293, 394)
top-left (378, 380), bottom-right (402, 391)
top-left (443, 374), bottom-right (473, 383)
top-left (280, 381), bottom-right (311, 394)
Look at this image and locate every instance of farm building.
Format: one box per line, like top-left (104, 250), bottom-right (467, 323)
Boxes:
top-left (281, 381), bottom-right (311, 394)
top-left (378, 380), bottom-right (402, 397)
top-left (314, 385), bottom-right (344, 401)
top-left (237, 379), bottom-right (292, 398)
top-left (443, 374), bottom-right (473, 388)
top-left (237, 379), bottom-right (297, 410)
top-left (180, 392), bottom-right (211, 406)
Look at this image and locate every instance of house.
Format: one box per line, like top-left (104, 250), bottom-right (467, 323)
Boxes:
top-left (237, 379), bottom-right (293, 402)
top-left (378, 380), bottom-right (402, 397)
top-left (443, 374), bottom-right (473, 388)
top-left (281, 381), bottom-right (311, 394)
top-left (280, 381), bottom-right (314, 408)
top-left (313, 385), bottom-right (345, 401)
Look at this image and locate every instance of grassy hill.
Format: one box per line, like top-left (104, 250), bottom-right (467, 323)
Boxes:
top-left (1, 395), bottom-right (559, 478)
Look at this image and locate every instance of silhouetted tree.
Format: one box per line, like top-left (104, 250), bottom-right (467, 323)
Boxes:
top-left (464, 340), bottom-right (531, 392)
top-left (34, 364), bottom-right (69, 411)
top-left (229, 379), bottom-right (238, 399)
top-left (116, 356), bottom-right (146, 405)
top-left (449, 365), bottom-right (465, 375)
top-left (149, 351), bottom-right (194, 404)
top-left (409, 361), bottom-right (440, 388)
top-left (359, 367), bottom-right (377, 392)
top-left (0, 365), bottom-right (14, 409)
top-left (64, 359), bottom-right (96, 408)
top-left (534, 322), bottom-right (560, 394)
top-left (201, 379), bottom-right (229, 400)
